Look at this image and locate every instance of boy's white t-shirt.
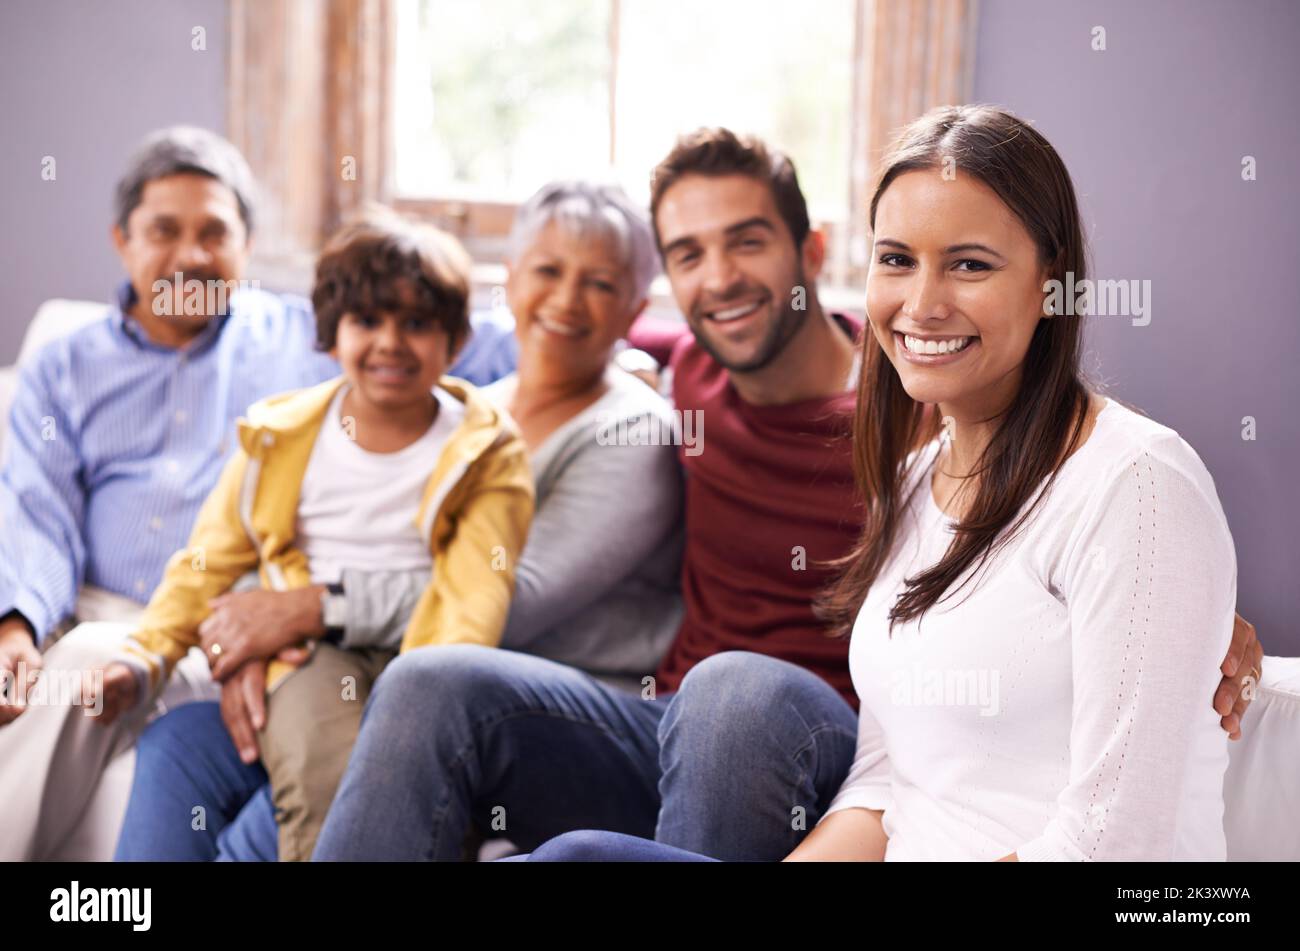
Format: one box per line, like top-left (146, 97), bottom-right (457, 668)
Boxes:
top-left (295, 384), bottom-right (465, 584)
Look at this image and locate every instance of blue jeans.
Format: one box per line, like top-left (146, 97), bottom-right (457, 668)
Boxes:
top-left (520, 830), bottom-right (719, 862)
top-left (315, 646), bottom-right (857, 861)
top-left (114, 702), bottom-right (279, 861)
top-left (116, 647), bottom-right (857, 861)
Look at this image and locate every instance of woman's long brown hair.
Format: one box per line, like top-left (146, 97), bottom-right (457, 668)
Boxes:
top-left (818, 105), bottom-right (1091, 636)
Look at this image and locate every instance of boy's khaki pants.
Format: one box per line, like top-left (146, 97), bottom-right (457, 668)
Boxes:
top-left (0, 587), bottom-right (219, 861)
top-left (260, 643), bottom-right (394, 862)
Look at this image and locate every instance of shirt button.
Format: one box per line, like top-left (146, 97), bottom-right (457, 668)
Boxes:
top-left (165, 460), bottom-right (180, 475)
top-left (174, 410), bottom-right (188, 424)
top-left (134, 579), bottom-right (147, 594)
top-left (149, 516), bottom-right (163, 531)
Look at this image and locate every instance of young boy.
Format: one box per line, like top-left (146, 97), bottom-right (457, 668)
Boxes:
top-left (93, 212), bottom-right (534, 860)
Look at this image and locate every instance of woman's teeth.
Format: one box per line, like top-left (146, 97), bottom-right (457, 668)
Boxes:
top-left (537, 316), bottom-right (584, 337)
top-left (709, 301), bottom-right (762, 323)
top-left (903, 334), bottom-right (975, 355)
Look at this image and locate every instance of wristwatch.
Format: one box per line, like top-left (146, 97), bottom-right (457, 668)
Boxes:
top-left (320, 582), bottom-right (346, 646)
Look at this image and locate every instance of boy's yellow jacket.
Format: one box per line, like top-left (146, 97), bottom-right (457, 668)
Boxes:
top-left (122, 375), bottom-right (533, 692)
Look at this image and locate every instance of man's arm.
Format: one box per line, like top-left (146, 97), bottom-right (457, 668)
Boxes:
top-left (0, 613), bottom-right (42, 725)
top-left (0, 352), bottom-right (89, 645)
top-left (1215, 613), bottom-right (1263, 739)
top-left (196, 570), bottom-right (429, 681)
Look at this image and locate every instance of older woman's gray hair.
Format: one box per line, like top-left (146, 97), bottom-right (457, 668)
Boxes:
top-left (507, 181), bottom-right (659, 302)
top-left (113, 126), bottom-right (257, 235)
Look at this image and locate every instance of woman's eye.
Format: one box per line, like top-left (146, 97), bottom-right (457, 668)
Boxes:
top-left (350, 314), bottom-right (378, 328)
top-left (879, 253), bottom-right (912, 267)
top-left (590, 280), bottom-right (617, 293)
top-left (953, 259), bottom-right (991, 272)
top-left (405, 317), bottom-right (434, 332)
top-left (535, 265), bottom-right (559, 277)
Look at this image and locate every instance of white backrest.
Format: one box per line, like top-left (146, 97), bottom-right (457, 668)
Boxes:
top-left (1223, 655), bottom-right (1300, 860)
top-left (0, 298), bottom-right (108, 457)
top-left (16, 298), bottom-right (108, 368)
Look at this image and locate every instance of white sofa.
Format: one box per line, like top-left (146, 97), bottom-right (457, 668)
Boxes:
top-left (0, 298), bottom-right (106, 454)
top-left (1223, 655), bottom-right (1300, 860)
top-left (3, 299), bottom-right (1298, 861)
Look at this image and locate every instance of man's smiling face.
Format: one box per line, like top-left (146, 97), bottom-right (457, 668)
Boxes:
top-left (112, 173), bottom-right (250, 332)
top-left (656, 173), bottom-right (816, 373)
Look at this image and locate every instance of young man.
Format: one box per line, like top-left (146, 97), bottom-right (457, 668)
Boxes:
top-left (142, 129), bottom-right (1264, 862)
top-left (0, 126), bottom-right (515, 861)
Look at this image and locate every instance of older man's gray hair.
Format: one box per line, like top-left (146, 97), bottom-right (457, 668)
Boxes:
top-left (507, 181), bottom-right (659, 301)
top-left (113, 126), bottom-right (257, 236)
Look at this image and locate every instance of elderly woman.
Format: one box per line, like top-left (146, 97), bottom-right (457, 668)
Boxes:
top-left (114, 182), bottom-right (684, 860)
top-left (486, 182), bottom-right (683, 682)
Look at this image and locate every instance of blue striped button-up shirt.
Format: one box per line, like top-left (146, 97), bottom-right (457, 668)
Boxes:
top-left (0, 283), bottom-right (340, 643)
top-left (0, 283), bottom-right (518, 644)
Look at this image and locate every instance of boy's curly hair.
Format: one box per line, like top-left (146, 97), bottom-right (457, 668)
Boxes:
top-left (312, 210), bottom-right (473, 352)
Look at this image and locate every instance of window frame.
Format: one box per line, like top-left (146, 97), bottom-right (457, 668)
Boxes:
top-left (227, 0), bottom-right (976, 304)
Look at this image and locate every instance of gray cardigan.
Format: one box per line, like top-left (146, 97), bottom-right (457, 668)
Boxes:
top-left (339, 367), bottom-right (683, 693)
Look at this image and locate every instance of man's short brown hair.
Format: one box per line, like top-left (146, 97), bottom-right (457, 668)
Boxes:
top-left (311, 210), bottom-right (472, 352)
top-left (649, 127), bottom-right (811, 253)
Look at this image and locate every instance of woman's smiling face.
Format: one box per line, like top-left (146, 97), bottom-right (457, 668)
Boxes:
top-left (506, 220), bottom-right (642, 380)
top-left (866, 168), bottom-right (1052, 417)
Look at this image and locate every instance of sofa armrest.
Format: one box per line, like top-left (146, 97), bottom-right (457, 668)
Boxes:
top-left (1224, 655), bottom-right (1300, 860)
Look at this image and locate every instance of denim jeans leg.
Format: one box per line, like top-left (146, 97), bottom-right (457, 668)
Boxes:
top-left (524, 829), bottom-right (718, 862)
top-left (114, 702), bottom-right (268, 861)
top-left (214, 783), bottom-right (280, 862)
top-left (655, 650), bottom-right (859, 861)
top-left (313, 644), bottom-right (668, 861)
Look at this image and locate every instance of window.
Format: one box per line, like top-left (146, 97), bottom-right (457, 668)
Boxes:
top-left (392, 0), bottom-right (855, 287)
top-left (395, 0), bottom-right (852, 209)
top-left (227, 0), bottom-right (976, 301)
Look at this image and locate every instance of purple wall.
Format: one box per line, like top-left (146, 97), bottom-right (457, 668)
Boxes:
top-left (973, 0), bottom-right (1300, 654)
top-left (0, 0), bottom-right (227, 364)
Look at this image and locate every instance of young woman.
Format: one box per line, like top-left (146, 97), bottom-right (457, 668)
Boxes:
top-left (521, 104), bottom-right (1239, 862)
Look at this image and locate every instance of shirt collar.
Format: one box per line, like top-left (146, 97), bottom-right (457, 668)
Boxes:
top-left (112, 277), bottom-right (231, 356)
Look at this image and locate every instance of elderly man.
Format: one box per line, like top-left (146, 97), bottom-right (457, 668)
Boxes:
top-left (0, 125), bottom-right (514, 860)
